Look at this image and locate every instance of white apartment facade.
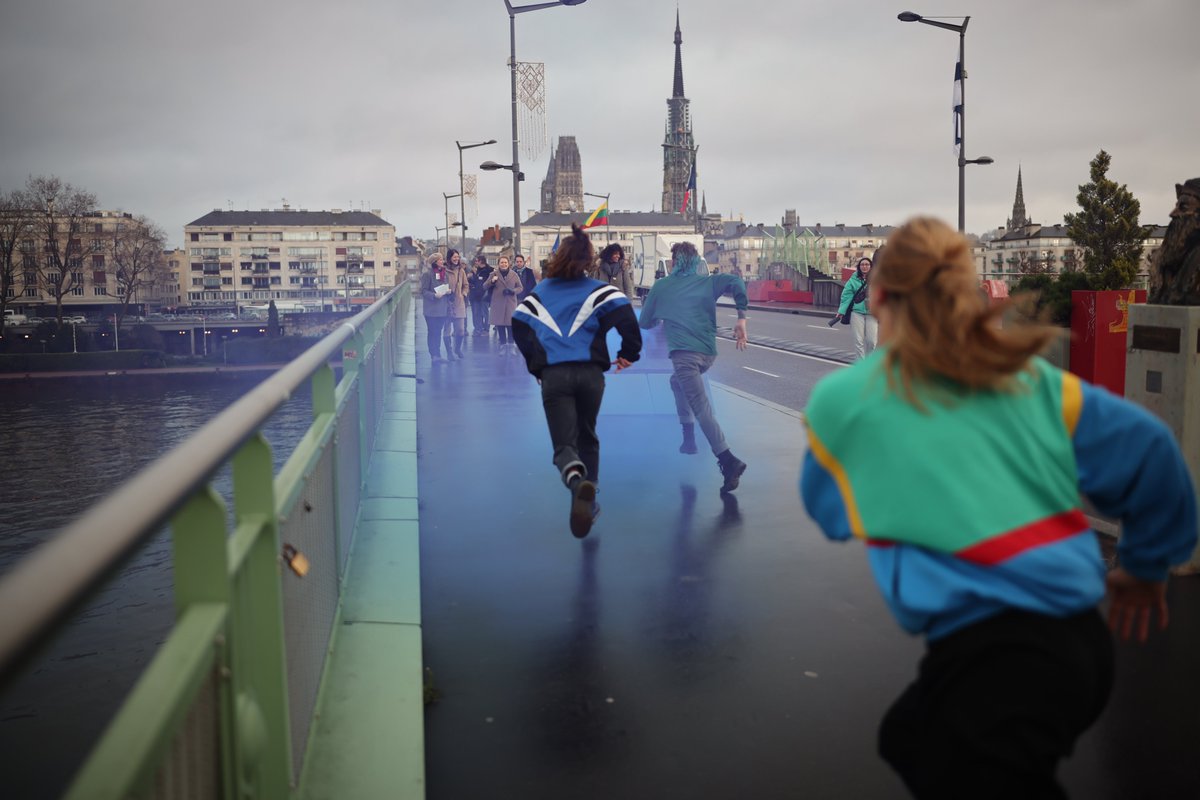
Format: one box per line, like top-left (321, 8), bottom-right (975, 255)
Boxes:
top-left (182, 208), bottom-right (397, 311)
top-left (519, 211), bottom-right (695, 268)
top-left (980, 224), bottom-right (1167, 287)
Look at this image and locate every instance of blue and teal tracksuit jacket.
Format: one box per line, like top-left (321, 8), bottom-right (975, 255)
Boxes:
top-left (801, 351), bottom-right (1197, 641)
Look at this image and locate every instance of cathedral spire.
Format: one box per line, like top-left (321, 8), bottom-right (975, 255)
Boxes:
top-left (1007, 166), bottom-right (1029, 231)
top-left (672, 9), bottom-right (685, 98)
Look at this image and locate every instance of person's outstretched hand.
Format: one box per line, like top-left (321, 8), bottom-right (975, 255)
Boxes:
top-left (734, 319), bottom-right (748, 351)
top-left (613, 357), bottom-right (633, 372)
top-left (1106, 566), bottom-right (1169, 642)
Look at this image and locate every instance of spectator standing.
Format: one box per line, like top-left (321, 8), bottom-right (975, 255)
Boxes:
top-left (468, 255), bottom-right (494, 336)
top-left (515, 253), bottom-right (538, 300)
top-left (443, 249), bottom-right (470, 360)
top-left (801, 217), bottom-right (1197, 799)
top-left (835, 255), bottom-right (878, 360)
top-left (512, 224), bottom-right (642, 538)
top-left (594, 242), bottom-right (636, 300)
top-left (488, 255), bottom-right (524, 354)
top-left (418, 252), bottom-right (451, 363)
top-left (638, 241), bottom-right (750, 493)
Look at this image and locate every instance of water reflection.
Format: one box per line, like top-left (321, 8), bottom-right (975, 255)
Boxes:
top-left (0, 372), bottom-right (312, 799)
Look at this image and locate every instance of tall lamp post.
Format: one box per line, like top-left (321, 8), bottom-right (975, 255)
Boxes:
top-left (443, 193), bottom-right (462, 252)
top-left (456, 139), bottom-right (496, 253)
top-left (898, 11), bottom-right (993, 232)
top-left (502, 0), bottom-right (589, 258)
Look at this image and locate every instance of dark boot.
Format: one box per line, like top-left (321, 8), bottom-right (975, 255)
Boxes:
top-left (680, 422), bottom-right (698, 454)
top-left (454, 335), bottom-right (465, 358)
top-left (568, 475), bottom-right (598, 539)
top-left (716, 449), bottom-right (747, 494)
top-left (443, 337), bottom-right (456, 360)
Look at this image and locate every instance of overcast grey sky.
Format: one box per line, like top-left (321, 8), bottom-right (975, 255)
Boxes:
top-left (1, 0), bottom-right (1196, 248)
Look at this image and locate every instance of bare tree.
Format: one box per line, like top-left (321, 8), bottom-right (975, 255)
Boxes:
top-left (25, 175), bottom-right (98, 324)
top-left (1016, 250), bottom-right (1057, 276)
top-left (0, 189), bottom-right (32, 335)
top-left (105, 214), bottom-right (168, 326)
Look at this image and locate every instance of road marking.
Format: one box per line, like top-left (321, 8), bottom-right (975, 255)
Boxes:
top-left (719, 337), bottom-right (848, 366)
top-left (743, 366), bottom-right (781, 378)
top-left (808, 324), bottom-right (838, 330)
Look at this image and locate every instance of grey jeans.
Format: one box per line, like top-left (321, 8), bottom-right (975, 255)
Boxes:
top-left (668, 350), bottom-right (728, 456)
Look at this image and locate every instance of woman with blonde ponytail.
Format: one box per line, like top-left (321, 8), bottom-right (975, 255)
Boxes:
top-left (801, 216), bottom-right (1196, 797)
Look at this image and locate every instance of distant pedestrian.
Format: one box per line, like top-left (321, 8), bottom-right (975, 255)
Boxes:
top-left (419, 252), bottom-right (450, 362)
top-left (515, 253), bottom-right (538, 300)
top-left (443, 249), bottom-right (470, 360)
top-left (834, 255), bottom-right (877, 360)
top-left (468, 255), bottom-right (494, 336)
top-left (488, 255), bottom-right (524, 354)
top-left (512, 223), bottom-right (642, 538)
top-left (638, 240), bottom-right (750, 493)
top-left (594, 242), bottom-right (636, 300)
top-left (801, 217), bottom-right (1198, 799)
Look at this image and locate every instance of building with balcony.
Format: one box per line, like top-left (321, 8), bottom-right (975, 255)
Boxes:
top-left (518, 211), bottom-right (695, 269)
top-left (182, 207), bottom-right (397, 311)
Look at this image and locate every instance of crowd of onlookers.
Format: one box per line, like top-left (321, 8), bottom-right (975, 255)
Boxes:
top-left (417, 244), bottom-right (637, 363)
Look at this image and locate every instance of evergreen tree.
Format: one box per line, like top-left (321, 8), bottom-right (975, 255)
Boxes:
top-left (1063, 150), bottom-right (1148, 290)
top-left (267, 299), bottom-right (281, 338)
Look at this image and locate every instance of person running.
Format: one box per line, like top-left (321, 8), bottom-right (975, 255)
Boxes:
top-left (488, 255), bottom-right (524, 354)
top-left (834, 255), bottom-right (878, 360)
top-left (418, 252), bottom-right (451, 363)
top-left (512, 224), bottom-right (642, 539)
top-left (800, 217), bottom-right (1197, 799)
top-left (638, 240), bottom-right (750, 493)
top-left (594, 242), bottom-right (636, 300)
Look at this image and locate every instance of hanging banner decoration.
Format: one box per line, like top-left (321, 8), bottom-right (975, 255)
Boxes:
top-left (463, 174), bottom-right (478, 222)
top-left (517, 61), bottom-right (547, 162)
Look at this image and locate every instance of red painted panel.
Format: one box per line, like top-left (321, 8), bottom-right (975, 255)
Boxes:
top-left (1069, 289), bottom-right (1146, 396)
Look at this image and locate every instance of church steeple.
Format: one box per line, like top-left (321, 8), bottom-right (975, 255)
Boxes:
top-left (672, 10), bottom-right (685, 98)
top-left (662, 11), bottom-right (696, 218)
top-left (1007, 166), bottom-right (1029, 231)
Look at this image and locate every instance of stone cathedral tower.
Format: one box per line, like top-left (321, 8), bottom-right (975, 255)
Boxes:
top-left (1006, 166), bottom-right (1029, 231)
top-left (661, 12), bottom-right (695, 217)
top-left (540, 136), bottom-right (583, 213)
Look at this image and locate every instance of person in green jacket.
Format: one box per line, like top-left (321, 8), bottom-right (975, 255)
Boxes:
top-left (834, 255), bottom-right (878, 360)
top-left (639, 241), bottom-right (750, 493)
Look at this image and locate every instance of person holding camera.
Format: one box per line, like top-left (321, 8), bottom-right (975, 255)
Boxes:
top-left (512, 224), bottom-right (642, 539)
top-left (833, 254), bottom-right (878, 360)
top-left (594, 242), bottom-right (636, 300)
top-left (488, 255), bottom-right (524, 354)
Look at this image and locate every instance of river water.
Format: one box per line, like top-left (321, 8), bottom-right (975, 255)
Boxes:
top-left (0, 372), bottom-right (312, 799)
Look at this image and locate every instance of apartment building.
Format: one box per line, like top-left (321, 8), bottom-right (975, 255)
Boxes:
top-left (981, 223), bottom-right (1167, 287)
top-left (182, 208), bottom-right (397, 311)
top-left (519, 211), bottom-right (694, 267)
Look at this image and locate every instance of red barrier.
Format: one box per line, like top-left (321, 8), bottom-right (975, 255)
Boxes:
top-left (766, 290), bottom-right (814, 303)
top-left (1069, 289), bottom-right (1146, 396)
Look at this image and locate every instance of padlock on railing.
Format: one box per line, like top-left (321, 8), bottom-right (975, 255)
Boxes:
top-left (281, 544), bottom-right (310, 577)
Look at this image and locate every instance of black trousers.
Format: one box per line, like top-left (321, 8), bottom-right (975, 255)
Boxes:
top-left (425, 315), bottom-right (448, 357)
top-left (540, 363), bottom-right (604, 485)
top-left (879, 609), bottom-right (1113, 800)
top-left (470, 299), bottom-right (489, 332)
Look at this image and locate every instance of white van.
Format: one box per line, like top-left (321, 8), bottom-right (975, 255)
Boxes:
top-left (3, 309), bottom-right (28, 326)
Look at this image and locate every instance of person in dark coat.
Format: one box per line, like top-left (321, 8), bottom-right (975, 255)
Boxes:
top-left (468, 254), bottom-right (494, 336)
top-left (515, 253), bottom-right (538, 299)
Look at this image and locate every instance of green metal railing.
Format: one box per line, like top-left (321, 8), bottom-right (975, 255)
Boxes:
top-left (0, 283), bottom-right (413, 798)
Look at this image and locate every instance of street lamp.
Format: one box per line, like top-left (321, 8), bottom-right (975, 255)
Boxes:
top-left (456, 139), bottom-right (496, 252)
top-left (583, 191), bottom-right (611, 244)
top-left (443, 192), bottom-right (462, 253)
top-left (898, 11), bottom-right (994, 232)
top-left (501, 0), bottom-right (589, 258)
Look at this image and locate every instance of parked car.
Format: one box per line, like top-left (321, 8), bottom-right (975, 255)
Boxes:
top-left (65, 315), bottom-right (87, 324)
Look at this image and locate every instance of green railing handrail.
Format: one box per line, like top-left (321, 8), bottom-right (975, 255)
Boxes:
top-left (0, 286), bottom-right (403, 686)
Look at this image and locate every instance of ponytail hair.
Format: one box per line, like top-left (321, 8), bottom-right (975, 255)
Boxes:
top-left (875, 217), bottom-right (1060, 404)
top-left (544, 224), bottom-right (594, 280)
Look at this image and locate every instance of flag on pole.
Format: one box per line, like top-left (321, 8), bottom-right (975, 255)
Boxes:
top-left (952, 61), bottom-right (963, 157)
top-left (582, 201), bottom-right (609, 229)
top-left (680, 159), bottom-right (697, 214)
top-left (551, 230), bottom-right (562, 253)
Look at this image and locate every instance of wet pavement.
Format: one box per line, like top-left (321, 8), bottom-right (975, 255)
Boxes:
top-left (416, 314), bottom-right (1200, 799)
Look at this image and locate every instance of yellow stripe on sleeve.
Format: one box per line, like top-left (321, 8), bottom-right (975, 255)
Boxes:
top-left (806, 427), bottom-right (867, 539)
top-left (1061, 372), bottom-right (1083, 436)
